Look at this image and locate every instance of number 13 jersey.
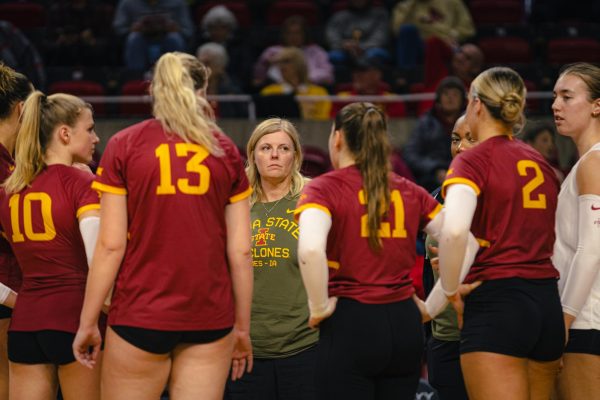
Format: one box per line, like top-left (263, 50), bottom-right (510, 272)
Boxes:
top-left (442, 135), bottom-right (560, 283)
top-left (93, 119), bottom-right (251, 331)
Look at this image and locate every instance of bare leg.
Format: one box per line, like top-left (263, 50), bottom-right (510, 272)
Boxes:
top-left (0, 319), bottom-right (9, 399)
top-left (461, 352), bottom-right (529, 400)
top-left (58, 352), bottom-right (103, 400)
top-left (528, 358), bottom-right (560, 400)
top-left (101, 327), bottom-right (171, 400)
top-left (555, 353), bottom-right (600, 400)
top-left (8, 362), bottom-right (57, 400)
top-left (168, 332), bottom-right (233, 400)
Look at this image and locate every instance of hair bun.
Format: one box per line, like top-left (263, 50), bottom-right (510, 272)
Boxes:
top-left (500, 92), bottom-right (523, 123)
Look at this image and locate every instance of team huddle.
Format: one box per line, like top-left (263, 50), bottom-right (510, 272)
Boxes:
top-left (0, 54), bottom-right (598, 400)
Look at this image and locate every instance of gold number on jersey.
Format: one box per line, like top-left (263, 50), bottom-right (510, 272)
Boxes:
top-left (8, 193), bottom-right (57, 242)
top-left (517, 160), bottom-right (547, 209)
top-left (155, 143), bottom-right (211, 195)
top-left (358, 189), bottom-right (407, 238)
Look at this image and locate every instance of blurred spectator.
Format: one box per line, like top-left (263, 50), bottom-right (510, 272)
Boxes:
top-left (325, 0), bottom-right (390, 67)
top-left (0, 21), bottom-right (46, 90)
top-left (260, 47), bottom-right (331, 120)
top-left (113, 0), bottom-right (194, 71)
top-left (403, 76), bottom-right (466, 191)
top-left (522, 123), bottom-right (565, 183)
top-left (196, 42), bottom-right (246, 119)
top-left (45, 0), bottom-right (112, 67)
top-left (253, 15), bottom-right (333, 88)
top-left (392, 0), bottom-right (475, 69)
top-left (332, 57), bottom-right (405, 118)
top-left (198, 5), bottom-right (252, 91)
top-left (425, 42), bottom-right (484, 90)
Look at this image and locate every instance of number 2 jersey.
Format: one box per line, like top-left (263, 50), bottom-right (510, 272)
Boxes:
top-left (295, 165), bottom-right (441, 304)
top-left (442, 135), bottom-right (560, 283)
top-left (0, 165), bottom-right (100, 332)
top-left (93, 119), bottom-right (251, 331)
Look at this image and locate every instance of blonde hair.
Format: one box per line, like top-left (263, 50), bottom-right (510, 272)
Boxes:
top-left (152, 52), bottom-right (222, 155)
top-left (278, 47), bottom-right (308, 84)
top-left (246, 118), bottom-right (305, 205)
top-left (334, 102), bottom-right (391, 251)
top-left (4, 91), bottom-right (91, 194)
top-left (470, 66), bottom-right (527, 132)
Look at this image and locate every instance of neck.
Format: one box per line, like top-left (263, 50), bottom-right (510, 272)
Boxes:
top-left (43, 147), bottom-right (72, 166)
top-left (573, 121), bottom-right (600, 156)
top-left (0, 118), bottom-right (20, 155)
top-left (260, 176), bottom-right (292, 202)
top-left (476, 117), bottom-right (512, 142)
top-left (337, 148), bottom-right (356, 169)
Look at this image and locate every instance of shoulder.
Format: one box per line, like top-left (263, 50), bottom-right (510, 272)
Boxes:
top-left (577, 148), bottom-right (600, 195)
top-left (107, 119), bottom-right (156, 148)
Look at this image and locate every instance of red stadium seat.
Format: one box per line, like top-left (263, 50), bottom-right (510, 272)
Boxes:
top-left (0, 2), bottom-right (45, 30)
top-left (469, 0), bottom-right (525, 26)
top-left (48, 80), bottom-right (106, 116)
top-left (478, 36), bottom-right (532, 64)
top-left (120, 80), bottom-right (152, 117)
top-left (301, 145), bottom-right (331, 178)
top-left (195, 1), bottom-right (252, 29)
top-left (266, 1), bottom-right (320, 26)
top-left (546, 37), bottom-right (600, 65)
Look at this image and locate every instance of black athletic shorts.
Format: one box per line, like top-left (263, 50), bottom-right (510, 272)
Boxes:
top-left (0, 305), bottom-right (12, 319)
top-left (111, 325), bottom-right (232, 354)
top-left (460, 277), bottom-right (564, 361)
top-left (8, 330), bottom-right (76, 365)
top-left (565, 329), bottom-right (600, 356)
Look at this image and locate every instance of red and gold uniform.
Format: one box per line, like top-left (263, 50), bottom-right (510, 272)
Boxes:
top-left (442, 135), bottom-right (560, 283)
top-left (295, 165), bottom-right (441, 304)
top-left (0, 165), bottom-right (99, 332)
top-left (0, 144), bottom-right (21, 299)
top-left (93, 119), bottom-right (251, 331)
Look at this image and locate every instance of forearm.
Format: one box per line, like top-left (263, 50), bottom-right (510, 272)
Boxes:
top-left (229, 249), bottom-right (253, 332)
top-left (0, 283), bottom-right (16, 308)
top-left (298, 208), bottom-right (332, 316)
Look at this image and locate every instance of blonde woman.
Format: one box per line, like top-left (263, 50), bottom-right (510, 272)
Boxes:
top-left (552, 62), bottom-right (600, 399)
top-left (437, 67), bottom-right (563, 399)
top-left (72, 52), bottom-right (253, 399)
top-left (226, 118), bottom-right (317, 400)
top-left (0, 91), bottom-right (101, 400)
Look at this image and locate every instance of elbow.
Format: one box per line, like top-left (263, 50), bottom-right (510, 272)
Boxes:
top-left (298, 245), bottom-right (324, 267)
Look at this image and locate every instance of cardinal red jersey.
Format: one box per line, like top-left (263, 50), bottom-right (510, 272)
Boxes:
top-left (295, 166), bottom-right (441, 304)
top-left (0, 165), bottom-right (100, 332)
top-left (93, 119), bottom-right (251, 331)
top-left (0, 143), bottom-right (21, 292)
top-left (442, 135), bottom-right (559, 283)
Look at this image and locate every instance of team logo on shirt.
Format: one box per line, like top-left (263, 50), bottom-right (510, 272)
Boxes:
top-left (254, 228), bottom-right (273, 246)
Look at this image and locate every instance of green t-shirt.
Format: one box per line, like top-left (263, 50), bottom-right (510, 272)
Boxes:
top-left (250, 194), bottom-right (318, 358)
top-left (425, 234), bottom-right (461, 342)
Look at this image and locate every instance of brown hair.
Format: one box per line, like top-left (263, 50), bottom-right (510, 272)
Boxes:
top-left (559, 62), bottom-right (600, 101)
top-left (334, 102), bottom-right (391, 251)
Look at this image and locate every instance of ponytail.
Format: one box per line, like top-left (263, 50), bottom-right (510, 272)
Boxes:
top-left (335, 103), bottom-right (391, 251)
top-left (152, 52), bottom-right (222, 155)
top-left (4, 91), bottom-right (90, 194)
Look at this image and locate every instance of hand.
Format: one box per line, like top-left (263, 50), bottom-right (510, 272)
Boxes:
top-left (72, 324), bottom-right (102, 369)
top-left (413, 294), bottom-right (431, 323)
top-left (563, 313), bottom-right (575, 346)
top-left (447, 281), bottom-right (482, 329)
top-left (230, 327), bottom-right (253, 381)
top-left (309, 297), bottom-right (337, 329)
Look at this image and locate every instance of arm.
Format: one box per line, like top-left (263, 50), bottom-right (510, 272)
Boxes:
top-left (0, 283), bottom-right (16, 309)
top-left (225, 199), bottom-right (253, 381)
top-left (73, 193), bottom-right (128, 368)
top-left (297, 208), bottom-right (336, 328)
top-left (561, 153), bottom-right (600, 331)
top-left (306, 46), bottom-right (334, 85)
top-left (78, 210), bottom-right (100, 267)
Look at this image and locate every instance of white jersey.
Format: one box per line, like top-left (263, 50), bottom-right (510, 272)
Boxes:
top-left (553, 142), bottom-right (600, 330)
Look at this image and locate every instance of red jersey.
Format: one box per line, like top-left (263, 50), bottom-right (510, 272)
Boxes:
top-left (442, 135), bottom-right (559, 283)
top-left (295, 166), bottom-right (441, 304)
top-left (93, 119), bottom-right (251, 331)
top-left (0, 165), bottom-right (100, 332)
top-left (0, 143), bottom-right (21, 292)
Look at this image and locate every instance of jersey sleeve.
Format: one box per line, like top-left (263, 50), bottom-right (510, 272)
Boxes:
top-left (220, 134), bottom-right (251, 203)
top-left (92, 134), bottom-right (127, 195)
top-left (70, 170), bottom-right (101, 218)
top-left (294, 176), bottom-right (334, 220)
top-left (441, 149), bottom-right (487, 199)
